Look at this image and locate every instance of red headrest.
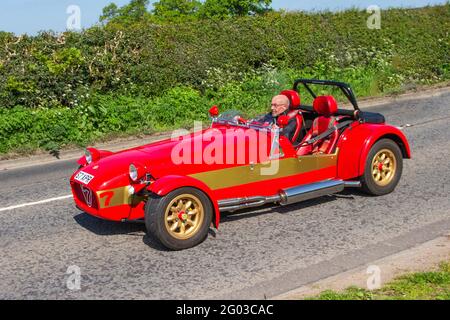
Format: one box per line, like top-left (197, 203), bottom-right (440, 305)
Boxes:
top-left (313, 95), bottom-right (338, 116)
top-left (280, 90), bottom-right (301, 110)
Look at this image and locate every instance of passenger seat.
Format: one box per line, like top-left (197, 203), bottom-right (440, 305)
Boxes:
top-left (296, 95), bottom-right (339, 155)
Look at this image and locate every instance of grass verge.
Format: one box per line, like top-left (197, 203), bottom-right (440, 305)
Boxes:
top-left (310, 261), bottom-right (450, 300)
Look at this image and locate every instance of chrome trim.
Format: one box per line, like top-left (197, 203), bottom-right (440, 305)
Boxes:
top-left (80, 185), bottom-right (93, 207)
top-left (343, 180), bottom-right (362, 188)
top-left (218, 179), bottom-right (362, 212)
top-left (214, 120), bottom-right (271, 132)
top-left (218, 195), bottom-right (281, 212)
top-left (279, 180), bottom-right (344, 205)
top-left (269, 127), bottom-right (281, 160)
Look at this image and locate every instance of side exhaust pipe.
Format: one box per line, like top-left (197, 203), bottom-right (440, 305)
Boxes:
top-left (218, 195), bottom-right (281, 212)
top-left (279, 179), bottom-right (344, 206)
top-left (218, 179), bottom-right (361, 212)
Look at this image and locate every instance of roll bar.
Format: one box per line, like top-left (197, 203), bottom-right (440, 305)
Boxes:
top-left (293, 79), bottom-right (360, 111)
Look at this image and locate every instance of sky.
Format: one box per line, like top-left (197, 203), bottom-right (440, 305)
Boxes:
top-left (0, 0), bottom-right (447, 35)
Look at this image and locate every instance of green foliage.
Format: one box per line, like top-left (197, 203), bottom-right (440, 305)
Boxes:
top-left (109, 0), bottom-right (273, 21)
top-left (99, 3), bottom-right (119, 23)
top-left (199, 0), bottom-right (273, 18)
top-left (0, 86), bottom-right (211, 154)
top-left (0, 4), bottom-right (448, 110)
top-left (0, 5), bottom-right (448, 109)
top-left (153, 0), bottom-right (202, 21)
top-left (0, 62), bottom-right (421, 155)
top-left (313, 287), bottom-right (375, 300)
top-left (100, 0), bottom-right (150, 25)
top-left (0, 4), bottom-right (449, 155)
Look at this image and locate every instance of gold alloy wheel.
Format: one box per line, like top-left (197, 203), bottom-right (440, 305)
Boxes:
top-left (371, 148), bottom-right (397, 187)
top-left (164, 194), bottom-right (204, 240)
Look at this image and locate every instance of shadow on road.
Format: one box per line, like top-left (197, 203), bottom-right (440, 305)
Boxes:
top-left (220, 192), bottom-right (355, 223)
top-left (73, 212), bottom-right (146, 236)
top-left (73, 190), bottom-right (360, 251)
top-left (73, 212), bottom-right (172, 251)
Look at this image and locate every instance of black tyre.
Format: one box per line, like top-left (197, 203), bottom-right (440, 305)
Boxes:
top-left (145, 187), bottom-right (213, 250)
top-left (361, 139), bottom-right (403, 196)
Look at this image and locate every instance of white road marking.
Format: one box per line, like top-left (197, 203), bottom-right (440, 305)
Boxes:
top-left (0, 195), bottom-right (72, 212)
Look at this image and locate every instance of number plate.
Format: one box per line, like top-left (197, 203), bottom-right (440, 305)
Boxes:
top-left (75, 171), bottom-right (94, 185)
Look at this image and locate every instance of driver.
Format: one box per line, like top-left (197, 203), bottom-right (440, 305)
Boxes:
top-left (257, 95), bottom-right (299, 141)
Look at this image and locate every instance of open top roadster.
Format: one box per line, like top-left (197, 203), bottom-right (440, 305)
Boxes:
top-left (70, 79), bottom-right (411, 250)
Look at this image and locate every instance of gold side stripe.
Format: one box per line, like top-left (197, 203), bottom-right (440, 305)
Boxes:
top-left (94, 153), bottom-right (339, 207)
top-left (189, 153), bottom-right (338, 190)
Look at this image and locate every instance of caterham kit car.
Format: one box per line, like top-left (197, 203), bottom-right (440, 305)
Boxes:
top-left (70, 79), bottom-right (411, 250)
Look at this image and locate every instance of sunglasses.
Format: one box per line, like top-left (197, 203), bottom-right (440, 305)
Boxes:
top-left (271, 103), bottom-right (287, 107)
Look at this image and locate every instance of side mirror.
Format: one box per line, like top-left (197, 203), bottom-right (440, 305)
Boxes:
top-left (277, 115), bottom-right (289, 128)
top-left (209, 105), bottom-right (219, 118)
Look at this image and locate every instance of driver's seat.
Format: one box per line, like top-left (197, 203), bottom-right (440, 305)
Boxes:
top-left (280, 90), bottom-right (304, 144)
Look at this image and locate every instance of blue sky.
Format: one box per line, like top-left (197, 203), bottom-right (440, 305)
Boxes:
top-left (0, 0), bottom-right (447, 35)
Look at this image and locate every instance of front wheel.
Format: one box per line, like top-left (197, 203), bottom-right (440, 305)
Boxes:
top-left (361, 139), bottom-right (403, 196)
top-left (145, 187), bottom-right (213, 250)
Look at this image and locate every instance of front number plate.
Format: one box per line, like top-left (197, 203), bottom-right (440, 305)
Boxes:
top-left (75, 171), bottom-right (94, 185)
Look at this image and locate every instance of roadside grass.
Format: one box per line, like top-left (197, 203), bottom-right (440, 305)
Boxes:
top-left (309, 262), bottom-right (450, 300)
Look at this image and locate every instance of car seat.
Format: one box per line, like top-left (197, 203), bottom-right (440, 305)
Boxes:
top-left (280, 90), bottom-right (304, 145)
top-left (296, 95), bottom-right (340, 155)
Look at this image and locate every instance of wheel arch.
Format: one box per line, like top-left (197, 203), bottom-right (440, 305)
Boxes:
top-left (337, 124), bottom-right (411, 180)
top-left (147, 175), bottom-right (220, 229)
top-left (358, 128), bottom-right (411, 177)
top-left (376, 133), bottom-right (411, 159)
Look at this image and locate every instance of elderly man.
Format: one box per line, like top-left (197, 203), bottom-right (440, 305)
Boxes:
top-left (257, 95), bottom-right (300, 142)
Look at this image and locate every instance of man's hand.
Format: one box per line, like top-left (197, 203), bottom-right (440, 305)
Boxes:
top-left (233, 116), bottom-right (247, 124)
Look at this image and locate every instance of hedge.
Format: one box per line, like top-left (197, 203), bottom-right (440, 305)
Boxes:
top-left (0, 4), bottom-right (449, 154)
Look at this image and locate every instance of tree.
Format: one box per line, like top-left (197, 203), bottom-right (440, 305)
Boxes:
top-left (99, 0), bottom-right (273, 24)
top-left (199, 0), bottom-right (272, 19)
top-left (99, 3), bottom-right (119, 23)
top-left (152, 0), bottom-right (202, 20)
top-left (99, 0), bottom-right (150, 24)
top-left (120, 0), bottom-right (149, 20)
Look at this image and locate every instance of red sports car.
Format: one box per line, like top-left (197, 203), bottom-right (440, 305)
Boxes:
top-left (70, 79), bottom-right (411, 250)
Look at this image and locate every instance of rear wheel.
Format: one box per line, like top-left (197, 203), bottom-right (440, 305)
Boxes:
top-left (361, 139), bottom-right (403, 196)
top-left (145, 187), bottom-right (213, 250)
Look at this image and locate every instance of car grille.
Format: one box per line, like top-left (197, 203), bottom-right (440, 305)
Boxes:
top-left (73, 183), bottom-right (99, 210)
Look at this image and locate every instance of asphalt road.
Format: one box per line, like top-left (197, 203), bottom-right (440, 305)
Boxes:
top-left (1, 91), bottom-right (450, 299)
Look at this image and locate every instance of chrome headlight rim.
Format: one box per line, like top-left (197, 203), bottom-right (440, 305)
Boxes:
top-left (129, 164), bottom-right (139, 182)
top-left (85, 149), bottom-right (93, 164)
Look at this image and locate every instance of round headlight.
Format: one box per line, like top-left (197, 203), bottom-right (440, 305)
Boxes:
top-left (85, 149), bottom-right (92, 164)
top-left (129, 164), bottom-right (139, 181)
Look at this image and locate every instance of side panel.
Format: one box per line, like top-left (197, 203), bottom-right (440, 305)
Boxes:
top-left (190, 153), bottom-right (338, 199)
top-left (211, 165), bottom-right (337, 199)
top-left (146, 134), bottom-right (339, 228)
top-left (188, 134), bottom-right (338, 199)
top-left (336, 123), bottom-right (411, 180)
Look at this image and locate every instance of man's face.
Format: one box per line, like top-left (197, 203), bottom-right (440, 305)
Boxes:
top-left (271, 96), bottom-right (289, 117)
